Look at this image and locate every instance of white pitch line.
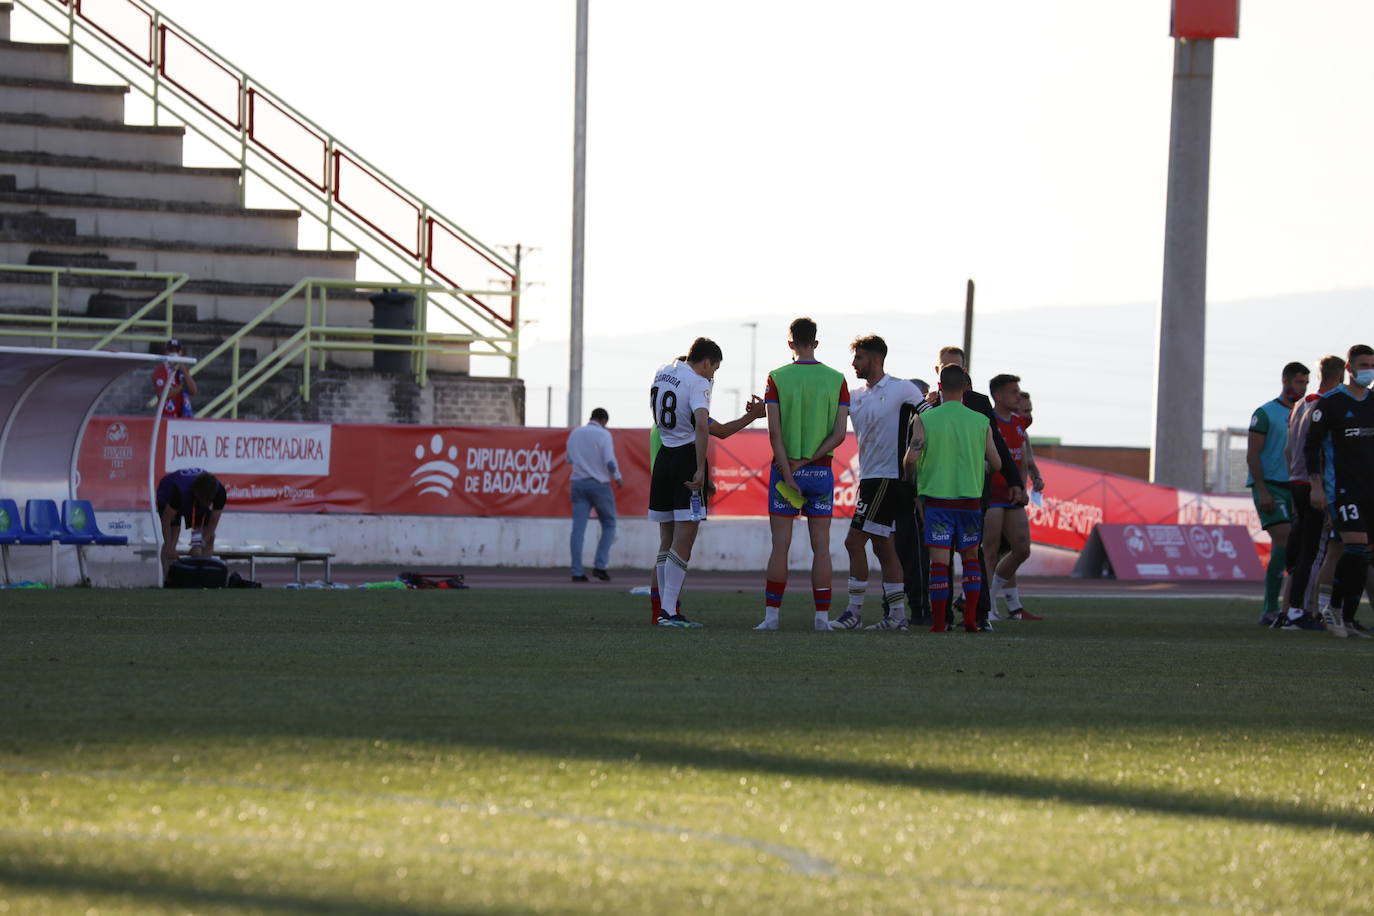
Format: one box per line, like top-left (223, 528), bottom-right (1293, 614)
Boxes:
top-left (0, 764), bottom-right (836, 877)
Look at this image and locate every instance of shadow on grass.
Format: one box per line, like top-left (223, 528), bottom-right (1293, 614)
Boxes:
top-left (0, 859), bottom-right (517, 916)
top-left (465, 728), bottom-right (1374, 838)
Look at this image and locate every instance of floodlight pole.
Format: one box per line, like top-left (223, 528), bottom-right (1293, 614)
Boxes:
top-left (1151, 37), bottom-right (1214, 489)
top-left (568, 0), bottom-right (589, 427)
top-left (962, 279), bottom-right (975, 372)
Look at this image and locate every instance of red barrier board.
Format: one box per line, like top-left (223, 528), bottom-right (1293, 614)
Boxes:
top-left (1092, 524), bottom-right (1263, 581)
top-left (74, 418), bottom-right (1268, 567)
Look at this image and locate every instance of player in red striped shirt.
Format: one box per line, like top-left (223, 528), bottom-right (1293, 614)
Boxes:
top-left (983, 374), bottom-right (1043, 621)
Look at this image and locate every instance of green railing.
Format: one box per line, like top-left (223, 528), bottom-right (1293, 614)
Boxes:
top-left (190, 278), bottom-right (518, 420)
top-left (0, 265), bottom-right (188, 347)
top-left (9, 0), bottom-right (520, 374)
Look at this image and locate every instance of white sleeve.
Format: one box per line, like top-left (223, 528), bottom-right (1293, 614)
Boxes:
top-left (688, 378), bottom-right (711, 415)
top-left (901, 380), bottom-right (923, 407)
top-left (601, 429), bottom-right (620, 479)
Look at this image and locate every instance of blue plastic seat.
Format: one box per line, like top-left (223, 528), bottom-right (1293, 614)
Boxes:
top-left (26, 498), bottom-right (89, 544)
top-left (62, 500), bottom-right (128, 546)
top-left (1, 498), bottom-right (48, 552)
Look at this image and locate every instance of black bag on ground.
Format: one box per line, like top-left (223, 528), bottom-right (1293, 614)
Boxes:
top-left (164, 556), bottom-right (260, 589)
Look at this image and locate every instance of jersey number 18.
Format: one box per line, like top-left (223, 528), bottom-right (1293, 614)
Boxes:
top-left (650, 386), bottom-right (677, 429)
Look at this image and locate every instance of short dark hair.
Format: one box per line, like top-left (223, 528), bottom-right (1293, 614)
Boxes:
top-left (850, 334), bottom-right (887, 358)
top-left (939, 364), bottom-right (968, 391)
top-left (1019, 390), bottom-right (1031, 400)
top-left (1282, 361), bottom-right (1310, 381)
top-left (1349, 344), bottom-right (1373, 363)
top-left (590, 407), bottom-right (608, 423)
top-left (989, 373), bottom-right (1020, 395)
top-left (789, 317), bottom-right (817, 346)
top-left (1319, 355), bottom-right (1345, 383)
top-left (687, 337), bottom-right (723, 363)
top-left (938, 345), bottom-right (965, 362)
top-left (190, 472), bottom-right (219, 510)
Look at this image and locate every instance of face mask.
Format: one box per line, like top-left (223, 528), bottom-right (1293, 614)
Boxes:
top-left (1355, 369), bottom-right (1374, 387)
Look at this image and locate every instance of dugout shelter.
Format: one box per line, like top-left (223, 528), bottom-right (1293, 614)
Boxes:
top-left (0, 346), bottom-right (189, 585)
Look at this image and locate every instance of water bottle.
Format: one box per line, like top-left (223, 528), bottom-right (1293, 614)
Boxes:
top-left (689, 492), bottom-right (703, 522)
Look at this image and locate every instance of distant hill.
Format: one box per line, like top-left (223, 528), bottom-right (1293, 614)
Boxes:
top-left (515, 288), bottom-right (1374, 446)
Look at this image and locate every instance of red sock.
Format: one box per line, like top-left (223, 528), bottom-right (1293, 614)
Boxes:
top-left (812, 587), bottom-right (832, 614)
top-left (930, 561), bottom-right (951, 631)
top-left (650, 585), bottom-right (662, 624)
top-left (765, 579), bottom-right (786, 609)
top-left (962, 554), bottom-right (982, 630)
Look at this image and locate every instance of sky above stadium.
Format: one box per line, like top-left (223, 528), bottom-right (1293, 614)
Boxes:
top-left (55, 0), bottom-right (1374, 444)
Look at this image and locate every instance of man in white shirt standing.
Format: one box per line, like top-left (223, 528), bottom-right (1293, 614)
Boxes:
top-left (832, 334), bottom-right (925, 630)
top-left (566, 407), bottom-right (623, 582)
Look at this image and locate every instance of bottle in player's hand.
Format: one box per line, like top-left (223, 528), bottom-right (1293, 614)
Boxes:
top-left (689, 492), bottom-right (703, 522)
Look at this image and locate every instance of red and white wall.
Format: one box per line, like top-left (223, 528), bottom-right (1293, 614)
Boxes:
top-left (76, 417), bottom-right (1269, 577)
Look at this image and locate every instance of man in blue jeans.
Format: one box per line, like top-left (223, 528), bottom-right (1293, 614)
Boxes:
top-left (567, 407), bottom-right (623, 581)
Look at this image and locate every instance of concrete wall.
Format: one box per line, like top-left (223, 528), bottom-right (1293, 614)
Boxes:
top-left (90, 370), bottom-right (526, 426)
top-left (287, 372), bottom-right (524, 426)
top-left (19, 511), bottom-right (1079, 587)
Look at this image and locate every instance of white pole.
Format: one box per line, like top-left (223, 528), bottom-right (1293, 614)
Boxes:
top-left (568, 0), bottom-right (589, 427)
top-left (743, 321), bottom-right (758, 393)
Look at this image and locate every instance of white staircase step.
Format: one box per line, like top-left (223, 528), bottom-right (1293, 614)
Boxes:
top-left (0, 236), bottom-right (357, 287)
top-left (0, 75), bottom-right (127, 121)
top-left (0, 189), bottom-right (301, 248)
top-left (0, 39), bottom-right (70, 82)
top-left (0, 270), bottom-right (374, 327)
top-left (0, 113), bottom-right (184, 165)
top-left (0, 150), bottom-right (240, 206)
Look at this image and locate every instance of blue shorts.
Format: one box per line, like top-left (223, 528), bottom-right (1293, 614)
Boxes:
top-left (924, 505), bottom-right (983, 552)
top-left (769, 465), bottom-right (834, 517)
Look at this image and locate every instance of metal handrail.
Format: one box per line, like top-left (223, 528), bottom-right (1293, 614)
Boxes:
top-left (0, 264), bottom-right (188, 347)
top-left (8, 0), bottom-right (520, 362)
top-left (190, 277), bottom-right (517, 419)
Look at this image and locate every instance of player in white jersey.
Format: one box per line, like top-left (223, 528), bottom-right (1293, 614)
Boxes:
top-left (648, 337), bottom-right (722, 628)
top-left (833, 335), bottom-right (925, 630)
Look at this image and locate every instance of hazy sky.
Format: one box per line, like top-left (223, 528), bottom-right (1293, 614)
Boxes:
top-left (31, 0), bottom-right (1374, 444)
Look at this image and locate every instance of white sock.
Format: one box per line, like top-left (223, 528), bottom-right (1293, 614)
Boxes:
top-left (661, 551), bottom-right (688, 613)
top-left (990, 574), bottom-right (1007, 600)
top-left (1286, 607), bottom-right (1305, 621)
top-left (846, 577), bottom-right (867, 613)
top-left (814, 611), bottom-right (830, 630)
top-left (656, 552), bottom-right (673, 609)
top-left (756, 607), bottom-right (780, 629)
top-left (882, 583), bottom-right (906, 620)
top-left (1318, 593), bottom-right (1331, 614)
top-left (1004, 586), bottom-right (1023, 611)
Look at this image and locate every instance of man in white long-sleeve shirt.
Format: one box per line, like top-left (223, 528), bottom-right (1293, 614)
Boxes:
top-left (566, 407), bottom-right (623, 581)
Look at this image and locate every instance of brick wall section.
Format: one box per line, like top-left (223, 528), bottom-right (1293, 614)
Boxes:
top-left (94, 368), bottom-right (525, 426)
top-left (1034, 445), bottom-right (1151, 480)
top-left (290, 371), bottom-right (524, 426)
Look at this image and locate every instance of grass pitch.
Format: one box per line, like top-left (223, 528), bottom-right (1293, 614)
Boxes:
top-left (1, 586), bottom-right (1372, 914)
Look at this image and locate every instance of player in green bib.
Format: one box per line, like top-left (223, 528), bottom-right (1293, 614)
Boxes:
top-left (1246, 360), bottom-right (1308, 621)
top-left (757, 317), bottom-right (850, 631)
top-left (905, 365), bottom-right (1001, 632)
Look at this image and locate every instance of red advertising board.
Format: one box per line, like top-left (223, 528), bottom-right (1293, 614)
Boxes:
top-left (75, 417), bottom-right (1268, 568)
top-left (1091, 524), bottom-right (1263, 581)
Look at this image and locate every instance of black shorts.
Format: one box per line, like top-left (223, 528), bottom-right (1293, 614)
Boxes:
top-left (851, 478), bottom-right (912, 538)
top-left (649, 443), bottom-right (704, 522)
top-left (1327, 484), bottom-right (1374, 537)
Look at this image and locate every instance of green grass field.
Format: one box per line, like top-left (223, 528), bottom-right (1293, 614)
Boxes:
top-left (2, 587), bottom-right (1372, 914)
